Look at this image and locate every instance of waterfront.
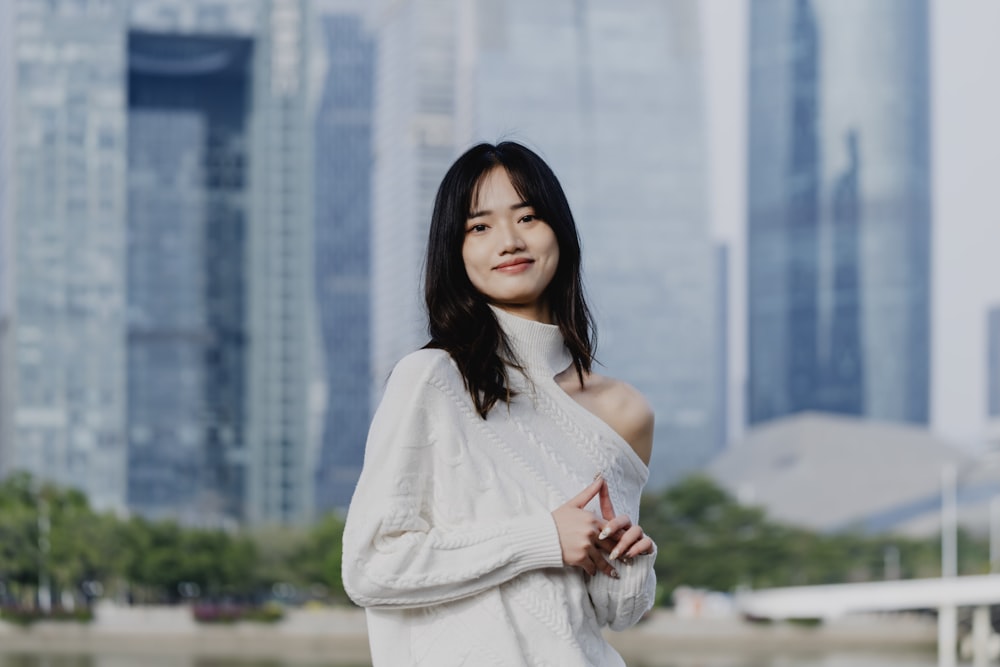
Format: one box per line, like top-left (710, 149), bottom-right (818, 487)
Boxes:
top-left (0, 651), bottom-right (941, 667)
top-left (0, 606), bottom-right (942, 667)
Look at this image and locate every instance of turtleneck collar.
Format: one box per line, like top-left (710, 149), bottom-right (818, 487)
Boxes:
top-left (490, 305), bottom-right (573, 381)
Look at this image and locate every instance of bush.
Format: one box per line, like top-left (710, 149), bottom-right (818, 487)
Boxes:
top-left (0, 606), bottom-right (94, 625)
top-left (192, 602), bottom-right (284, 624)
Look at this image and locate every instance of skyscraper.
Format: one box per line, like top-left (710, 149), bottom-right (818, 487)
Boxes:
top-left (370, 0), bottom-right (458, 399)
top-left (126, 31), bottom-right (253, 525)
top-left (7, 0), bottom-right (130, 511)
top-left (371, 0), bottom-right (719, 486)
top-left (747, 0), bottom-right (931, 427)
top-left (127, 0), bottom-right (316, 525)
top-left (5, 0), bottom-right (316, 524)
top-left (312, 9), bottom-right (376, 513)
top-left (0, 0), bottom-right (12, 476)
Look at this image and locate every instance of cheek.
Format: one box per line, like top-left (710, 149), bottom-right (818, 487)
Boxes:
top-left (461, 243), bottom-right (485, 283)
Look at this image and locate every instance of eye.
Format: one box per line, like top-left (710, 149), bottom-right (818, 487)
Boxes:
top-left (467, 223), bottom-right (488, 233)
top-left (519, 214), bottom-right (536, 223)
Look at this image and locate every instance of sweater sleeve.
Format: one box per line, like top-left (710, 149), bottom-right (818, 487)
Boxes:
top-left (341, 350), bottom-right (565, 609)
top-left (587, 546), bottom-right (657, 631)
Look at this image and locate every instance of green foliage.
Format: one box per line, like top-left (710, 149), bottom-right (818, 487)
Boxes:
top-left (0, 473), bottom-right (346, 609)
top-left (641, 474), bottom-right (975, 600)
top-left (0, 471), bottom-right (984, 613)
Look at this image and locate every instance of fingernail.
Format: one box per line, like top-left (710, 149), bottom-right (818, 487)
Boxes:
top-left (593, 470), bottom-right (604, 481)
top-left (598, 527), bottom-right (611, 540)
top-left (610, 548), bottom-right (620, 561)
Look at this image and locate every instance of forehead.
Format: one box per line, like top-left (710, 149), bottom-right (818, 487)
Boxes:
top-left (470, 166), bottom-right (526, 210)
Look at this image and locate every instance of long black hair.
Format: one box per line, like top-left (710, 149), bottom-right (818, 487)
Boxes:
top-left (424, 141), bottom-right (596, 418)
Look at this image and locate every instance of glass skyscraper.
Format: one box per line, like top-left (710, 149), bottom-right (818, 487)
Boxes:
top-left (0, 0), bottom-right (12, 476)
top-left (312, 10), bottom-right (376, 513)
top-left (7, 0), bottom-right (129, 511)
top-left (747, 0), bottom-right (931, 427)
top-left (371, 0), bottom-right (720, 487)
top-left (4, 0), bottom-right (316, 524)
top-left (126, 32), bottom-right (252, 524)
top-left (370, 0), bottom-right (458, 401)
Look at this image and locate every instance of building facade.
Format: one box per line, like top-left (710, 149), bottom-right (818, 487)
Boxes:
top-left (747, 0), bottom-right (931, 427)
top-left (126, 30), bottom-right (254, 524)
top-left (8, 0), bottom-right (130, 511)
top-left (312, 9), bottom-right (376, 513)
top-left (0, 0), bottom-right (13, 477)
top-left (5, 0), bottom-right (315, 524)
top-left (371, 0), bottom-right (719, 487)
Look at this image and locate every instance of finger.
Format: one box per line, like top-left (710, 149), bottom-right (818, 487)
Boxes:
top-left (609, 525), bottom-right (644, 561)
top-left (569, 476), bottom-right (604, 508)
top-left (598, 514), bottom-right (632, 542)
top-left (598, 478), bottom-right (616, 521)
top-left (589, 546), bottom-right (618, 579)
top-left (624, 535), bottom-right (655, 560)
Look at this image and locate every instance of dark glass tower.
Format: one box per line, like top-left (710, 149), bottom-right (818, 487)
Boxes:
top-left (126, 33), bottom-right (251, 524)
top-left (748, 0), bottom-right (931, 427)
top-left (313, 14), bottom-right (375, 513)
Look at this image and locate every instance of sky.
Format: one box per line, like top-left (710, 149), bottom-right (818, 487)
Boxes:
top-left (699, 0), bottom-right (1000, 447)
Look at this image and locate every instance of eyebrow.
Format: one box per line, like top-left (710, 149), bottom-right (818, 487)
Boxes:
top-left (468, 201), bottom-right (532, 219)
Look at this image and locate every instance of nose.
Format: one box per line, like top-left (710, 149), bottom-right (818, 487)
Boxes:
top-left (499, 223), bottom-right (526, 253)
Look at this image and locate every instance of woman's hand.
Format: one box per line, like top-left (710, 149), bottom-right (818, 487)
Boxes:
top-left (551, 477), bottom-right (620, 578)
top-left (595, 481), bottom-right (654, 563)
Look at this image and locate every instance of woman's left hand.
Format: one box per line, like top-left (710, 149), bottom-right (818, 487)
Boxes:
top-left (595, 480), bottom-right (654, 562)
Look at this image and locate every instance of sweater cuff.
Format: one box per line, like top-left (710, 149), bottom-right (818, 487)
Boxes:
top-left (506, 513), bottom-right (564, 571)
top-left (619, 549), bottom-right (656, 585)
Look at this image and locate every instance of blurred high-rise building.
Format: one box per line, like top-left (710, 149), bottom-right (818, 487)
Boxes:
top-left (0, 0), bottom-right (12, 476)
top-left (4, 0), bottom-right (316, 524)
top-left (371, 0), bottom-right (719, 487)
top-left (5, 0), bottom-right (130, 511)
top-left (747, 0), bottom-right (931, 427)
top-left (312, 7), bottom-right (376, 513)
top-left (369, 0), bottom-right (456, 401)
top-left (126, 31), bottom-right (254, 525)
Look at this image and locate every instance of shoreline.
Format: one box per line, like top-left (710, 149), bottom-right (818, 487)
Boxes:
top-left (0, 606), bottom-right (938, 665)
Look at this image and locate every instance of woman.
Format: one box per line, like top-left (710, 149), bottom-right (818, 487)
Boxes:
top-left (342, 141), bottom-right (657, 665)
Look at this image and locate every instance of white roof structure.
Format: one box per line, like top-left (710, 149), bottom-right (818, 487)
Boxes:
top-left (707, 412), bottom-right (1000, 536)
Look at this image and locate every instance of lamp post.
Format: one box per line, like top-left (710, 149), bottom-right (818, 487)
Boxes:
top-left (35, 482), bottom-right (52, 614)
top-left (939, 463), bottom-right (958, 667)
top-left (990, 497), bottom-right (1000, 573)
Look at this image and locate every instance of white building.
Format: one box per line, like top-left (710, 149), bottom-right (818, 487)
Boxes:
top-left (708, 412), bottom-right (1000, 537)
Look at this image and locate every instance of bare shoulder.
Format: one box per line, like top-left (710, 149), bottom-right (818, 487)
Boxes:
top-left (556, 369), bottom-right (654, 466)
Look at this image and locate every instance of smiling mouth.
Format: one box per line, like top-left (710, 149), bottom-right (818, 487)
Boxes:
top-left (495, 259), bottom-right (534, 270)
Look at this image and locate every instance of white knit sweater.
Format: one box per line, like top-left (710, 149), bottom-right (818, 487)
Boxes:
top-left (342, 308), bottom-right (656, 666)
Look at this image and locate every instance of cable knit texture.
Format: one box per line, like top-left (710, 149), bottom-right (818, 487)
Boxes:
top-left (342, 307), bottom-right (656, 666)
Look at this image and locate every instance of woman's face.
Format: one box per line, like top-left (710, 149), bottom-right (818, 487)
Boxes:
top-left (462, 167), bottom-right (560, 323)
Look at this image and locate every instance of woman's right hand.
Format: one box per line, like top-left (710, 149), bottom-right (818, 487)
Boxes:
top-left (551, 476), bottom-right (619, 578)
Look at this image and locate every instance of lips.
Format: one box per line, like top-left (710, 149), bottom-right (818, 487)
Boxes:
top-left (494, 258), bottom-right (534, 273)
